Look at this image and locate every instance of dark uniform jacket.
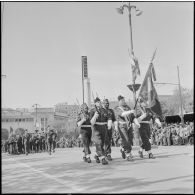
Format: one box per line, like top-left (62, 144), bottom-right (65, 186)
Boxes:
top-left (106, 108), bottom-right (116, 122)
top-left (76, 111), bottom-right (91, 129)
top-left (90, 107), bottom-right (111, 123)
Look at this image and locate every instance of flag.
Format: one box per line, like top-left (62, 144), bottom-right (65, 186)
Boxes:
top-left (138, 63), bottom-right (163, 119)
top-left (129, 52), bottom-right (140, 82)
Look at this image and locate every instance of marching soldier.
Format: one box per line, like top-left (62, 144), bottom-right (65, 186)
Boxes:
top-left (76, 103), bottom-right (92, 163)
top-left (90, 97), bottom-right (112, 165)
top-left (137, 98), bottom-right (162, 159)
top-left (102, 99), bottom-right (117, 161)
top-left (115, 95), bottom-right (140, 161)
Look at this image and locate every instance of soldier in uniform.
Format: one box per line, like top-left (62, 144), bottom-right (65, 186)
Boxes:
top-left (46, 126), bottom-right (56, 155)
top-left (115, 95), bottom-right (140, 161)
top-left (52, 130), bottom-right (57, 152)
top-left (90, 97), bottom-right (112, 165)
top-left (76, 103), bottom-right (92, 163)
top-left (33, 131), bottom-right (39, 153)
top-left (23, 129), bottom-right (30, 155)
top-left (17, 134), bottom-right (23, 154)
top-left (102, 99), bottom-right (117, 161)
top-left (137, 98), bottom-right (162, 159)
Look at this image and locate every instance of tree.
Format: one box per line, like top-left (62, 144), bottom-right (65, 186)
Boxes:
top-left (172, 87), bottom-right (193, 114)
top-left (160, 87), bottom-right (193, 116)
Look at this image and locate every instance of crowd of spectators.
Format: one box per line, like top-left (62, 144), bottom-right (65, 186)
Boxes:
top-left (53, 121), bottom-right (194, 149)
top-left (151, 121), bottom-right (194, 146)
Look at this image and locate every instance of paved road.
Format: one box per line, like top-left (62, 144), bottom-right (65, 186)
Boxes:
top-left (2, 146), bottom-right (194, 193)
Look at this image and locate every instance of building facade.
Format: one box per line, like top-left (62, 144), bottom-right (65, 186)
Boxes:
top-left (1, 107), bottom-right (68, 136)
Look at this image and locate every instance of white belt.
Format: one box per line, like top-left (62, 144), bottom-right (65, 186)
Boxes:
top-left (140, 121), bottom-right (151, 124)
top-left (80, 125), bottom-right (91, 127)
top-left (95, 122), bottom-right (107, 125)
top-left (118, 121), bottom-right (127, 124)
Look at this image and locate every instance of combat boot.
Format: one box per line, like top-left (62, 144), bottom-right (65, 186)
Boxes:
top-left (83, 156), bottom-right (87, 162)
top-left (94, 155), bottom-right (100, 163)
top-left (120, 149), bottom-right (126, 159)
top-left (86, 157), bottom-right (91, 163)
top-left (126, 155), bottom-right (134, 161)
top-left (102, 157), bottom-right (108, 165)
top-left (107, 154), bottom-right (112, 161)
top-left (149, 153), bottom-right (155, 159)
top-left (138, 151), bottom-right (144, 158)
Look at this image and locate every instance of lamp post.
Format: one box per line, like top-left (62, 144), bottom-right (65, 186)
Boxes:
top-left (116, 2), bottom-right (142, 111)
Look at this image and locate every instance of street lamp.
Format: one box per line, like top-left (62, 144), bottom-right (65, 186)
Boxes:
top-left (116, 2), bottom-right (142, 112)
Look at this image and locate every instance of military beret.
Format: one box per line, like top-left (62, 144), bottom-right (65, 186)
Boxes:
top-left (94, 97), bottom-right (101, 103)
top-left (118, 95), bottom-right (124, 101)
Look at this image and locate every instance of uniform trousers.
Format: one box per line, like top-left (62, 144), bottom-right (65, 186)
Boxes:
top-left (93, 124), bottom-right (108, 157)
top-left (104, 128), bottom-right (112, 155)
top-left (139, 123), bottom-right (151, 151)
top-left (80, 127), bottom-right (92, 156)
top-left (118, 124), bottom-right (133, 153)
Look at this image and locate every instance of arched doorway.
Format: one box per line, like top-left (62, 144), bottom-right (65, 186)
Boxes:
top-left (1, 129), bottom-right (9, 140)
top-left (15, 128), bottom-right (25, 136)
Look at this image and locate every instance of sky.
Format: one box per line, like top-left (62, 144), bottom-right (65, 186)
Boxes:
top-left (1, 1), bottom-right (194, 109)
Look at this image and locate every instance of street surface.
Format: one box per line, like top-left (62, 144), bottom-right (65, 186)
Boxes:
top-left (2, 146), bottom-right (194, 194)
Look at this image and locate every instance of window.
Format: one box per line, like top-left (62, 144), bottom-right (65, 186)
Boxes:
top-left (6, 119), bottom-right (9, 122)
top-left (19, 118), bottom-right (21, 122)
top-left (15, 119), bottom-right (18, 122)
top-left (22, 118), bottom-right (25, 122)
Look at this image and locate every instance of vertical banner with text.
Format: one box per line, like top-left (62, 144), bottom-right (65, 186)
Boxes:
top-left (82, 56), bottom-right (88, 78)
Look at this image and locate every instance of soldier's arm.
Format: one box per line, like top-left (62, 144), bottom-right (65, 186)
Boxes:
top-left (137, 108), bottom-right (147, 122)
top-left (154, 117), bottom-right (162, 127)
top-left (106, 110), bottom-right (113, 129)
top-left (90, 109), bottom-right (99, 125)
top-left (121, 110), bottom-right (135, 117)
top-left (76, 114), bottom-right (86, 127)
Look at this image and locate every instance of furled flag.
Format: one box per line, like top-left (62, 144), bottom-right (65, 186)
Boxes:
top-left (138, 63), bottom-right (163, 119)
top-left (129, 50), bottom-right (140, 82)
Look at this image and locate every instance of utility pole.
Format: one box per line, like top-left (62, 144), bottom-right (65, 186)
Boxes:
top-left (177, 66), bottom-right (184, 125)
top-left (81, 59), bottom-right (84, 104)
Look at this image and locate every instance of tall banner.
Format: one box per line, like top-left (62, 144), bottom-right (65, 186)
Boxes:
top-left (82, 56), bottom-right (88, 78)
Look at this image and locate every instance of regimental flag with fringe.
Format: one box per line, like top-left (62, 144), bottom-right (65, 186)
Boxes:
top-left (138, 63), bottom-right (163, 119)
